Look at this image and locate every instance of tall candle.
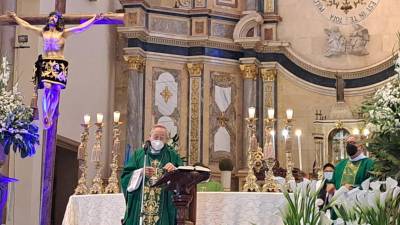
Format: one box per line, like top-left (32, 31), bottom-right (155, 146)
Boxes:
top-left (96, 113), bottom-right (103, 124)
top-left (114, 111), bottom-right (121, 123)
top-left (248, 107), bottom-right (256, 118)
top-left (84, 114), bottom-right (90, 125)
top-left (295, 129), bottom-right (302, 171)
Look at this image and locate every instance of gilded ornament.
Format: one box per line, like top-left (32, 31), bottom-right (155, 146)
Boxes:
top-left (189, 78), bottom-right (201, 163)
top-left (239, 64), bottom-right (257, 80)
top-left (124, 55), bottom-right (145, 71)
top-left (187, 63), bottom-right (203, 77)
top-left (160, 86), bottom-right (173, 103)
top-left (260, 68), bottom-right (276, 81)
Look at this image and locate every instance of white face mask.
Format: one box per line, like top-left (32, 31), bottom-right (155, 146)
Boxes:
top-left (323, 172), bottom-right (333, 180)
top-left (151, 140), bottom-right (164, 151)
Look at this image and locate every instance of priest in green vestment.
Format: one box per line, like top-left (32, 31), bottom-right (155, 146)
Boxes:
top-left (121, 124), bottom-right (183, 225)
top-left (327, 135), bottom-right (374, 193)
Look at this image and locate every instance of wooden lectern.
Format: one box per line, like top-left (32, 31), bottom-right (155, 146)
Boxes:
top-left (152, 169), bottom-right (210, 225)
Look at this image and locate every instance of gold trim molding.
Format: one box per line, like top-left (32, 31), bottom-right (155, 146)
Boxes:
top-left (124, 55), bottom-right (146, 71)
top-left (239, 64), bottom-right (258, 80)
top-left (189, 77), bottom-right (201, 164)
top-left (187, 63), bottom-right (203, 77)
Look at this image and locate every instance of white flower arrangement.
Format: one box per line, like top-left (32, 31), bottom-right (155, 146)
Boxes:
top-left (325, 178), bottom-right (400, 225)
top-left (364, 76), bottom-right (400, 135)
top-left (0, 57), bottom-right (39, 158)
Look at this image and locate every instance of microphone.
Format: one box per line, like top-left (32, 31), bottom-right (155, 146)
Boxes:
top-left (143, 140), bottom-right (151, 153)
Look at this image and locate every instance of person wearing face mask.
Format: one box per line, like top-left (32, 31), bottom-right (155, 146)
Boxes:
top-left (317, 163), bottom-right (335, 210)
top-left (120, 124), bottom-right (183, 225)
top-left (326, 135), bottom-right (374, 194)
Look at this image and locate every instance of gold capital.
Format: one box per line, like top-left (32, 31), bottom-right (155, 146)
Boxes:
top-left (260, 68), bottom-right (276, 81)
top-left (124, 55), bottom-right (145, 71)
top-left (239, 64), bottom-right (257, 80)
top-left (187, 63), bottom-right (203, 77)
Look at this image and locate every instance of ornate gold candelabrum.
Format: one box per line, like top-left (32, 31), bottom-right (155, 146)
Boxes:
top-left (89, 121), bottom-right (104, 194)
top-left (262, 158), bottom-right (278, 192)
top-left (74, 122), bottom-right (90, 195)
top-left (243, 111), bottom-right (261, 192)
top-left (284, 115), bottom-right (296, 185)
top-left (105, 120), bottom-right (122, 193)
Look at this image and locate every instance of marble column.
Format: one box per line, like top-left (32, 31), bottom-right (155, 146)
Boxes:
top-left (124, 55), bottom-right (146, 152)
top-left (187, 63), bottom-right (203, 164)
top-left (260, 68), bottom-right (277, 158)
top-left (239, 63), bottom-right (258, 168)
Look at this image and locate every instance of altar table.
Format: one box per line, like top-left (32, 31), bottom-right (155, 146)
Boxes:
top-left (62, 192), bottom-right (285, 225)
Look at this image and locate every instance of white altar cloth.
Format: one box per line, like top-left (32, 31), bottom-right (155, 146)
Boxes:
top-left (62, 192), bottom-right (285, 225)
top-left (196, 192), bottom-right (285, 225)
top-left (62, 194), bottom-right (126, 225)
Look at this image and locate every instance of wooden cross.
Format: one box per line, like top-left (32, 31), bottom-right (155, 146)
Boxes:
top-left (1, 1), bottom-right (123, 225)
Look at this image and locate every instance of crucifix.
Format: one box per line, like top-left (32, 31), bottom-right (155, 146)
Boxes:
top-left (335, 73), bottom-right (345, 102)
top-left (1, 1), bottom-right (123, 225)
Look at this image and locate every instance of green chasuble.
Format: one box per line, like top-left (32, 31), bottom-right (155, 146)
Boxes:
top-left (330, 158), bottom-right (374, 190)
top-left (121, 145), bottom-right (183, 225)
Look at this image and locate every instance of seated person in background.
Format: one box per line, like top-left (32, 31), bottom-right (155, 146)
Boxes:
top-left (326, 135), bottom-right (374, 194)
top-left (292, 168), bottom-right (309, 183)
top-left (194, 162), bottom-right (223, 192)
top-left (317, 163), bottom-right (335, 209)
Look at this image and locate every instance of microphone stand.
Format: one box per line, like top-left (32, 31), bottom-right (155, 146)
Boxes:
top-left (139, 142), bottom-right (149, 225)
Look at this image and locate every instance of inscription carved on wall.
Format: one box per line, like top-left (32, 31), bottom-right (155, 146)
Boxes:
top-left (313, 0), bottom-right (380, 25)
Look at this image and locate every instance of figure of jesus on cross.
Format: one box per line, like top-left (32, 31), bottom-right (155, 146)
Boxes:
top-left (7, 11), bottom-right (103, 129)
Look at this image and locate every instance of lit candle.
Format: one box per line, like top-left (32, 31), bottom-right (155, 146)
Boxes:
top-left (84, 114), bottom-right (90, 125)
top-left (267, 108), bottom-right (274, 120)
top-left (352, 128), bottom-right (360, 136)
top-left (96, 113), bottom-right (103, 124)
top-left (248, 107), bottom-right (256, 119)
top-left (282, 128), bottom-right (289, 141)
top-left (362, 128), bottom-right (370, 137)
top-left (295, 129), bottom-right (302, 171)
top-left (286, 108), bottom-right (293, 120)
top-left (114, 111), bottom-right (121, 123)
top-left (270, 129), bottom-right (276, 159)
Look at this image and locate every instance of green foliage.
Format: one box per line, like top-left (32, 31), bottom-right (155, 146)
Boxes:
top-left (280, 181), bottom-right (326, 225)
top-left (361, 73), bottom-right (400, 181)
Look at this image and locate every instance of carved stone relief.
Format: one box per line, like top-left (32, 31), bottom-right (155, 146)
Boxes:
top-left (192, 18), bottom-right (208, 36)
top-left (216, 0), bottom-right (238, 8)
top-left (175, 0), bottom-right (192, 9)
top-left (324, 25), bottom-right (369, 57)
top-left (194, 0), bottom-right (206, 7)
top-left (211, 21), bottom-right (235, 39)
top-left (149, 15), bottom-right (190, 36)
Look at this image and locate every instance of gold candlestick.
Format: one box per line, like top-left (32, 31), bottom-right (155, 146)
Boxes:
top-left (89, 122), bottom-right (104, 194)
top-left (284, 118), bottom-right (295, 184)
top-left (262, 158), bottom-right (278, 192)
top-left (243, 115), bottom-right (261, 192)
top-left (74, 123), bottom-right (90, 195)
top-left (105, 121), bottom-right (122, 193)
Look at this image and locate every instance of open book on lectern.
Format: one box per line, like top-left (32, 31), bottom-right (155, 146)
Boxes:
top-left (177, 165), bottom-right (211, 172)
